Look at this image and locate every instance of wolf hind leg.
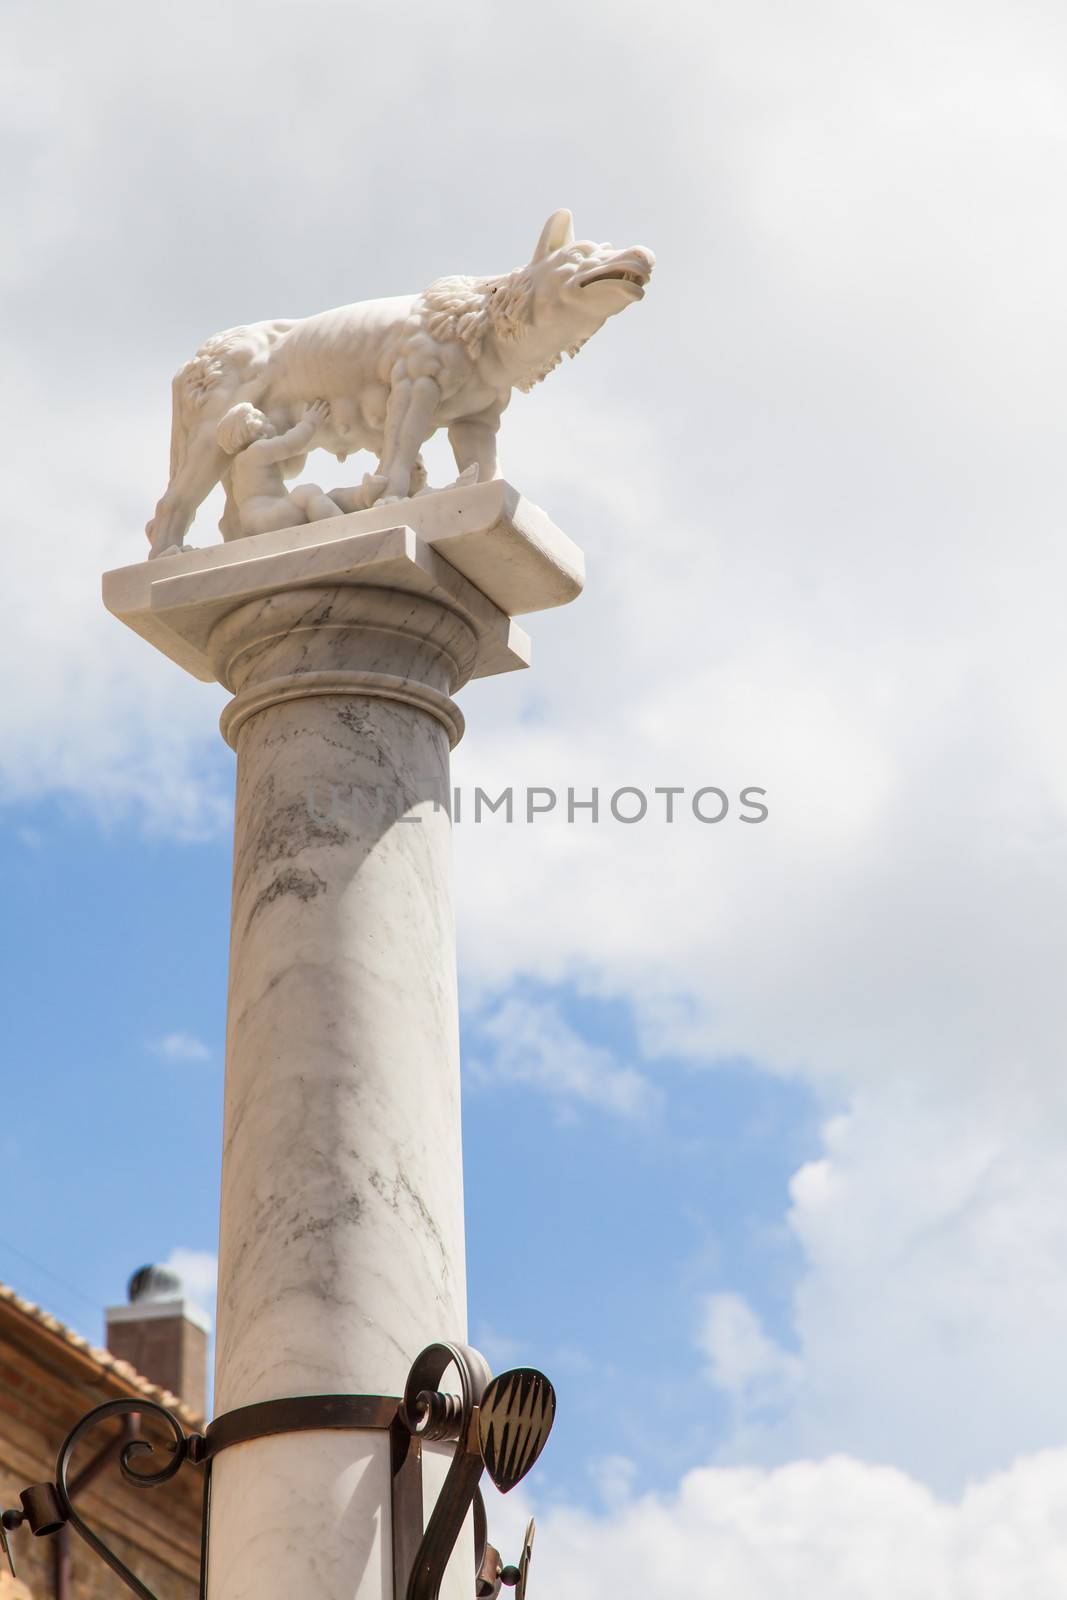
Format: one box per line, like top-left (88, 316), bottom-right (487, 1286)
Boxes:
top-left (146, 419), bottom-right (230, 556)
top-left (378, 376), bottom-right (441, 503)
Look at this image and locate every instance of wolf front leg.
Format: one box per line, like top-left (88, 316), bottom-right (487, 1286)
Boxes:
top-left (379, 375), bottom-right (442, 503)
top-left (447, 410), bottom-right (501, 485)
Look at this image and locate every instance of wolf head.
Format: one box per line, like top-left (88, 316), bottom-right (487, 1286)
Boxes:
top-left (526, 208), bottom-right (653, 312)
top-left (486, 209), bottom-right (655, 390)
top-left (421, 211), bottom-right (654, 392)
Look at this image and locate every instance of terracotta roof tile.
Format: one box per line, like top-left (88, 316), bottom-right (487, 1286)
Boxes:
top-left (0, 1282), bottom-right (204, 1428)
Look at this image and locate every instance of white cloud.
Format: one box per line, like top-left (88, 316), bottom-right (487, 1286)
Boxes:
top-left (162, 1247), bottom-right (217, 1332)
top-left (469, 995), bottom-right (658, 1120)
top-left (779, 1082), bottom-right (1067, 1487)
top-left (150, 1031), bottom-right (212, 1063)
top-left (490, 1449), bottom-right (1067, 1600)
top-left (699, 1293), bottom-right (801, 1415)
top-left (672, 1067), bottom-right (1067, 1493)
top-left (587, 1453), bottom-right (638, 1510)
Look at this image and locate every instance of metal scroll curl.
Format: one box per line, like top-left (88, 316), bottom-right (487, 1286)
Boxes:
top-left (400, 1343), bottom-right (555, 1600)
top-left (403, 1342), bottom-right (493, 1600)
top-left (54, 1397), bottom-right (200, 1600)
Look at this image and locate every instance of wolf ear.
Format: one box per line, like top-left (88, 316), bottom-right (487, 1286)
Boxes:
top-left (533, 209), bottom-right (574, 259)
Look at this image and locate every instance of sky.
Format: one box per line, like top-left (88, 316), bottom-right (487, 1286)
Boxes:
top-left (5, 0), bottom-right (1067, 1592)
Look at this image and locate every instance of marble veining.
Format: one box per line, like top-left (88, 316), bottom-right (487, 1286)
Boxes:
top-left (209, 579), bottom-right (472, 1600)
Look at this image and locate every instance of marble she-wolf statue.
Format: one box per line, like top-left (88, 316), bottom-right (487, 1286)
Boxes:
top-left (145, 209), bottom-right (654, 556)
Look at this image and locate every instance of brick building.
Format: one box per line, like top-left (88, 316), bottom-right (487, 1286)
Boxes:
top-left (0, 1270), bottom-right (206, 1600)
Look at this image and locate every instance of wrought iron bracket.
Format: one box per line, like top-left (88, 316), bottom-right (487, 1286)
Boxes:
top-left (197, 1392), bottom-right (400, 1461)
top-left (398, 1343), bottom-right (556, 1600)
top-left (0, 1352), bottom-right (554, 1600)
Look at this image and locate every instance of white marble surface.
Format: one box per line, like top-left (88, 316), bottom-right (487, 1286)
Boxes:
top-left (207, 581), bottom-right (476, 1600)
top-left (104, 480), bottom-right (590, 682)
top-left (206, 1438), bottom-right (472, 1600)
top-left (214, 602), bottom-right (469, 1413)
top-left (214, 693), bottom-right (467, 1410)
top-left (166, 524), bottom-right (524, 682)
top-left (145, 211), bottom-right (653, 554)
top-left (207, 1435), bottom-right (392, 1600)
top-left (145, 478), bottom-right (584, 618)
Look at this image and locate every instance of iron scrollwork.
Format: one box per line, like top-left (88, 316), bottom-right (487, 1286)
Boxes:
top-left (402, 1342), bottom-right (493, 1600)
top-left (1, 1397), bottom-right (202, 1600)
top-left (399, 1342), bottom-right (556, 1600)
top-left (0, 1360), bottom-right (555, 1600)
top-left (57, 1397), bottom-right (201, 1598)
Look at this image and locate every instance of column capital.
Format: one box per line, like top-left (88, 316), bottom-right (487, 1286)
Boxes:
top-left (212, 584), bottom-right (476, 749)
top-left (103, 480), bottom-right (584, 689)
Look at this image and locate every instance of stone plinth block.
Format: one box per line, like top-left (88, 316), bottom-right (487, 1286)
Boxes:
top-left (105, 480), bottom-right (584, 688)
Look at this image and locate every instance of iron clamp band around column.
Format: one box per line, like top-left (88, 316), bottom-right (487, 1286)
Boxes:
top-left (191, 1392), bottom-right (401, 1462)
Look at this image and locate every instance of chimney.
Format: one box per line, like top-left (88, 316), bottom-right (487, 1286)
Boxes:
top-left (105, 1265), bottom-right (208, 1419)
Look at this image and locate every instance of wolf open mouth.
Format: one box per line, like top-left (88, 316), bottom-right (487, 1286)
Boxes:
top-left (579, 265), bottom-right (648, 289)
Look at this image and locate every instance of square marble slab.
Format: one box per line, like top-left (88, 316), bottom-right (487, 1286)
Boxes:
top-left (103, 482), bottom-right (584, 683)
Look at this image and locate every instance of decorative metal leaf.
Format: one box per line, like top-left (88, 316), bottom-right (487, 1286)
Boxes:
top-left (477, 1370), bottom-right (555, 1494)
top-left (516, 1518), bottom-right (535, 1600)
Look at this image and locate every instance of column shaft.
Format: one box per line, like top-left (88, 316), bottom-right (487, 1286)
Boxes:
top-left (206, 586), bottom-right (475, 1600)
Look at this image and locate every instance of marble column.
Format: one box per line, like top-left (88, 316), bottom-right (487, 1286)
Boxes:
top-left (103, 482), bottom-right (583, 1600)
